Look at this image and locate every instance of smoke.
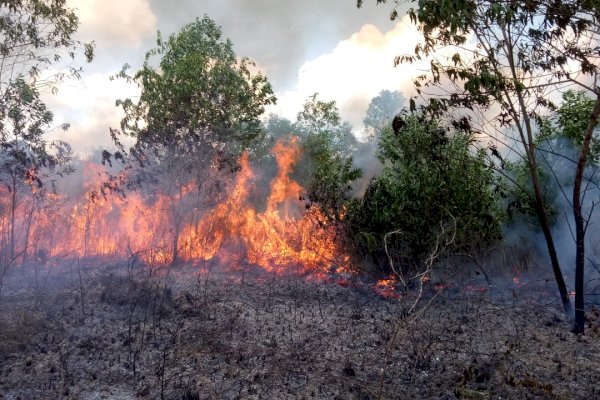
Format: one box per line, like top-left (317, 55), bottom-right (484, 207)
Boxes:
top-left (270, 17), bottom-right (424, 131)
top-left (45, 1), bottom-right (421, 155)
top-left (146, 0), bottom-right (401, 89)
top-left (350, 138), bottom-right (382, 197)
top-left (68, 0), bottom-right (157, 48)
top-left (144, 1), bottom-right (420, 136)
top-left (42, 72), bottom-right (140, 156)
top-left (504, 136), bottom-right (600, 288)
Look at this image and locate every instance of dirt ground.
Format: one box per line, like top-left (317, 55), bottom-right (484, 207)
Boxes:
top-left (0, 261), bottom-right (599, 400)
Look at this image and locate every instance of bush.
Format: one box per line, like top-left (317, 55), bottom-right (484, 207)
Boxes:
top-left (347, 114), bottom-right (503, 273)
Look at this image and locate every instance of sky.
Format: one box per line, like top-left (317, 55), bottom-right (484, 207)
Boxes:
top-left (45, 0), bottom-right (423, 155)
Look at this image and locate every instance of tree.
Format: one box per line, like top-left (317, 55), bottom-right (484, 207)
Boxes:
top-left (293, 95), bottom-right (362, 222)
top-left (255, 114), bottom-right (296, 162)
top-left (111, 16), bottom-right (276, 263)
top-left (360, 0), bottom-right (600, 330)
top-left (363, 89), bottom-right (405, 138)
top-left (114, 16), bottom-right (276, 164)
top-left (505, 91), bottom-right (600, 226)
top-left (0, 1), bottom-right (93, 269)
top-left (347, 114), bottom-right (502, 277)
top-left (0, 0), bottom-right (94, 94)
top-left (0, 78), bottom-right (72, 262)
top-left (554, 91), bottom-right (600, 164)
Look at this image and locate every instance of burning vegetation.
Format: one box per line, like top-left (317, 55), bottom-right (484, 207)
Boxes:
top-left (1, 3), bottom-right (600, 399)
top-left (1, 137), bottom-right (350, 279)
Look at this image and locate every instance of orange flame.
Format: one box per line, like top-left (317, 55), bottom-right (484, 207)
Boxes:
top-left (1, 137), bottom-right (350, 278)
top-left (374, 275), bottom-right (400, 299)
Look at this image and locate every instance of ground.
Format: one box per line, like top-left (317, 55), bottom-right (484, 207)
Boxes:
top-left (0, 261), bottom-right (599, 400)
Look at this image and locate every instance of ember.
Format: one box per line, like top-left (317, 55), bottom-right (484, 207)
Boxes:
top-left (374, 276), bottom-right (401, 299)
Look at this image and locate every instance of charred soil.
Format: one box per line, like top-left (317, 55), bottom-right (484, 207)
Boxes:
top-left (0, 263), bottom-right (599, 400)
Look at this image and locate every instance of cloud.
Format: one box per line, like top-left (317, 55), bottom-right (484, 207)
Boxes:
top-left (41, 2), bottom-right (420, 154)
top-left (268, 16), bottom-right (426, 134)
top-left (146, 0), bottom-right (401, 88)
top-left (43, 73), bottom-right (140, 156)
top-left (68, 0), bottom-right (157, 48)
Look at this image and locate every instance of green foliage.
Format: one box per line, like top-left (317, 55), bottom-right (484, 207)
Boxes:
top-left (114, 16), bottom-right (276, 164)
top-left (295, 95), bottom-right (358, 158)
top-left (363, 89), bottom-right (405, 138)
top-left (347, 114), bottom-right (502, 270)
top-left (504, 91), bottom-right (600, 225)
top-left (503, 158), bottom-right (559, 226)
top-left (257, 97), bottom-right (363, 222)
top-left (0, 0), bottom-right (94, 93)
top-left (0, 0), bottom-right (92, 189)
top-left (253, 114), bottom-right (295, 162)
top-left (293, 95), bottom-right (362, 221)
top-left (555, 91), bottom-right (600, 163)
top-left (361, 0), bottom-right (600, 317)
top-left (0, 78), bottom-right (72, 189)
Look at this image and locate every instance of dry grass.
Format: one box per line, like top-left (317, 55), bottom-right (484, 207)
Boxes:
top-left (0, 263), bottom-right (598, 400)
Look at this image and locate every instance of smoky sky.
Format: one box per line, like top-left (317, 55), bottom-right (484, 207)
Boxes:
top-left (146, 0), bottom-right (399, 90)
top-left (50, 0), bottom-right (412, 155)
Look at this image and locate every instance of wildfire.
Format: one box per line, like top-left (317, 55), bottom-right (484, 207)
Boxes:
top-left (1, 137), bottom-right (350, 278)
top-left (374, 276), bottom-right (401, 299)
top-left (184, 137), bottom-right (348, 275)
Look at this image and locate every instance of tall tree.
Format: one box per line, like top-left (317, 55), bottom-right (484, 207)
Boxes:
top-left (0, 78), bottom-right (71, 262)
top-left (0, 0), bottom-right (93, 267)
top-left (360, 0), bottom-right (600, 331)
top-left (293, 95), bottom-right (362, 222)
top-left (111, 16), bottom-right (276, 262)
top-left (114, 16), bottom-right (276, 164)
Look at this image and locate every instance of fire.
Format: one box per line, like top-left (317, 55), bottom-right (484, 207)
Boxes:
top-left (374, 276), bottom-right (400, 299)
top-left (183, 137), bottom-right (348, 275)
top-left (0, 137), bottom-right (350, 278)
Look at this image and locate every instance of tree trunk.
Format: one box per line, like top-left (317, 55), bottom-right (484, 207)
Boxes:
top-left (21, 202), bottom-right (34, 272)
top-left (572, 95), bottom-right (600, 335)
top-left (526, 143), bottom-right (572, 314)
top-left (500, 23), bottom-right (572, 315)
top-left (519, 98), bottom-right (572, 315)
top-left (9, 175), bottom-right (17, 262)
top-left (172, 223), bottom-right (180, 265)
top-left (535, 198), bottom-right (572, 315)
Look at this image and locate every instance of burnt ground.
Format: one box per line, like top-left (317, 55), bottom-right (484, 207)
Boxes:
top-left (0, 261), bottom-right (599, 400)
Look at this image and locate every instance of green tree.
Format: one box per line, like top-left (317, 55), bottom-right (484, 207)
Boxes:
top-left (111, 16), bottom-right (276, 262)
top-left (363, 89), bottom-right (405, 138)
top-left (0, 79), bottom-right (72, 262)
top-left (0, 1), bottom-right (93, 269)
top-left (506, 91), bottom-right (600, 226)
top-left (114, 16), bottom-right (276, 164)
top-left (293, 95), bottom-right (362, 221)
top-left (554, 91), bottom-right (600, 165)
top-left (348, 114), bottom-right (501, 277)
top-left (361, 0), bottom-right (600, 329)
top-left (0, 0), bottom-right (94, 94)
top-left (256, 114), bottom-right (295, 161)
top-left (0, 0), bottom-right (94, 189)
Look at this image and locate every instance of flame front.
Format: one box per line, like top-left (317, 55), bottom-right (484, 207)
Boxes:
top-left (184, 137), bottom-right (348, 275)
top-left (0, 137), bottom-right (349, 277)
